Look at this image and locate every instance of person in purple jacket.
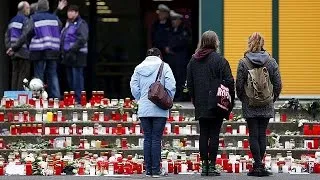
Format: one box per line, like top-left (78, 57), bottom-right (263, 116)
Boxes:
top-left (5, 1), bottom-right (30, 90)
top-left (7, 0), bottom-right (62, 99)
top-left (60, 5), bottom-right (89, 104)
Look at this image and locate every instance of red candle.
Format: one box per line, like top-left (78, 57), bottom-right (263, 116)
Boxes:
top-left (313, 138), bottom-right (319, 149)
top-left (64, 92), bottom-right (69, 106)
top-left (55, 164), bottom-right (62, 175)
top-left (229, 112), bottom-right (234, 120)
top-left (117, 124), bottom-right (123, 135)
top-left (25, 162), bottom-right (32, 175)
top-left (104, 115), bottom-right (110, 122)
top-left (168, 116), bottom-right (174, 121)
top-left (81, 91), bottom-right (87, 107)
top-left (314, 163), bottom-right (320, 173)
top-left (227, 163), bottom-right (233, 173)
top-left (29, 98), bottom-right (35, 106)
top-left (223, 159), bottom-right (229, 170)
top-left (115, 112), bottom-right (121, 121)
top-left (103, 98), bottom-right (109, 106)
top-left (216, 158), bottom-right (222, 166)
top-left (136, 163), bottom-right (142, 174)
top-left (193, 162), bottom-right (200, 172)
top-left (174, 125), bottom-right (180, 135)
top-left (235, 163), bottom-right (240, 173)
top-left (308, 142), bottom-right (313, 149)
top-left (48, 98), bottom-right (54, 108)
top-left (117, 163), bottom-right (124, 174)
top-left (21, 124), bottom-right (27, 135)
top-left (281, 114), bottom-right (287, 122)
top-left (124, 98), bottom-right (131, 108)
top-left (179, 116), bottom-right (184, 122)
top-left (69, 91), bottom-right (75, 105)
top-left (304, 125), bottom-right (310, 135)
top-left (122, 113), bottom-right (128, 122)
top-left (168, 161), bottom-right (174, 173)
top-left (5, 99), bottom-right (11, 108)
top-left (221, 153), bottom-right (227, 159)
top-left (78, 165), bottom-right (85, 175)
top-left (226, 125), bottom-right (232, 134)
top-left (11, 125), bottom-right (17, 135)
top-left (243, 139), bottom-right (249, 148)
top-left (0, 138), bottom-right (4, 149)
top-left (74, 152), bottom-right (81, 159)
top-left (0, 112), bottom-right (4, 122)
top-left (0, 165), bottom-right (4, 176)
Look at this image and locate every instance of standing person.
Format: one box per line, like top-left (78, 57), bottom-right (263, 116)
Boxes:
top-left (187, 31), bottom-right (235, 176)
top-left (236, 32), bottom-right (282, 177)
top-left (61, 5), bottom-right (88, 103)
top-left (151, 4), bottom-right (171, 62)
top-left (130, 48), bottom-right (176, 177)
top-left (7, 0), bottom-right (62, 99)
top-left (5, 1), bottom-right (30, 90)
top-left (30, 3), bottom-right (38, 15)
top-left (166, 10), bottom-right (190, 101)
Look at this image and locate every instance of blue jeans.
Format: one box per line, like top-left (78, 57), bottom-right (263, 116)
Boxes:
top-left (140, 117), bottom-right (166, 174)
top-left (66, 67), bottom-right (84, 103)
top-left (33, 60), bottom-right (60, 98)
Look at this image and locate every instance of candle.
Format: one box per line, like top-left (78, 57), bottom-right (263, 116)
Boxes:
top-left (47, 112), bottom-right (53, 122)
top-left (271, 164), bottom-right (278, 173)
top-left (43, 100), bottom-right (48, 109)
top-left (81, 91), bottom-right (87, 106)
top-left (232, 129), bottom-right (237, 135)
top-left (243, 139), bottom-right (249, 148)
top-left (53, 98), bottom-right (59, 108)
top-left (281, 113), bottom-right (287, 122)
top-left (226, 125), bottom-right (232, 134)
top-left (35, 99), bottom-right (41, 109)
top-left (25, 162), bottom-right (32, 175)
top-left (275, 112), bottom-right (280, 122)
top-left (99, 112), bottom-right (104, 122)
top-left (181, 164), bottom-right (188, 173)
top-left (282, 165), bottom-right (289, 173)
top-left (135, 125), bottom-right (141, 135)
top-left (82, 111), bottom-right (88, 122)
top-left (174, 125), bottom-right (180, 135)
top-left (72, 112), bottom-right (78, 122)
top-left (0, 112), bottom-right (4, 122)
top-left (239, 125), bottom-right (246, 135)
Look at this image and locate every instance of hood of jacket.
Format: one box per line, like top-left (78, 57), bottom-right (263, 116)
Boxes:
top-left (192, 48), bottom-right (214, 60)
top-left (135, 56), bottom-right (162, 77)
top-left (245, 51), bottom-right (270, 66)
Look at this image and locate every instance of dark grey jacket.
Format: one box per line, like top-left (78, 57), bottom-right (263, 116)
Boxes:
top-left (236, 51), bottom-right (282, 118)
top-left (5, 16), bottom-right (30, 59)
top-left (187, 52), bottom-right (235, 120)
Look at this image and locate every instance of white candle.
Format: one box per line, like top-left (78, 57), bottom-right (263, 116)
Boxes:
top-left (135, 125), bottom-right (141, 135)
top-left (35, 99), bottom-right (41, 109)
top-left (82, 111), bottom-right (88, 122)
top-left (99, 112), bottom-right (104, 122)
top-left (232, 129), bottom-right (237, 135)
top-left (296, 165), bottom-right (302, 173)
top-left (195, 140), bottom-right (199, 148)
top-left (72, 112), bottom-right (78, 122)
top-left (165, 123), bottom-right (172, 134)
top-left (275, 112), bottom-right (280, 122)
top-left (285, 141), bottom-right (290, 149)
top-left (42, 100), bottom-right (48, 109)
top-left (271, 164), bottom-right (278, 173)
top-left (181, 164), bottom-right (188, 173)
top-left (239, 125), bottom-right (246, 135)
top-left (90, 165), bottom-right (96, 175)
top-left (84, 142), bottom-right (90, 149)
top-left (132, 114), bottom-right (137, 122)
top-left (237, 141), bottom-right (243, 148)
top-left (162, 161), bottom-right (169, 173)
top-left (36, 113), bottom-right (42, 122)
top-left (64, 127), bottom-right (69, 135)
top-left (282, 165), bottom-right (289, 173)
top-left (57, 111), bottom-right (62, 122)
top-left (108, 163), bottom-right (114, 175)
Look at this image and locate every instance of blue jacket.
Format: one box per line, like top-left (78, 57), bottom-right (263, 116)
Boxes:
top-left (5, 12), bottom-right (29, 59)
top-left (130, 56), bottom-right (176, 118)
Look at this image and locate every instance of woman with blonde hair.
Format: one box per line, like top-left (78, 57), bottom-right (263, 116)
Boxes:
top-left (187, 30), bottom-right (235, 176)
top-left (236, 32), bottom-right (282, 177)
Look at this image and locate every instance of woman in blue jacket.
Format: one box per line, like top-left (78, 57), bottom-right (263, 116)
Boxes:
top-left (130, 48), bottom-right (176, 177)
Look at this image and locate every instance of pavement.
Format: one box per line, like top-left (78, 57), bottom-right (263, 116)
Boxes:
top-left (2, 174), bottom-right (320, 180)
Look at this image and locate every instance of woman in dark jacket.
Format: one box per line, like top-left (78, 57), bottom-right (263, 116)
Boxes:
top-left (187, 30), bottom-right (235, 176)
top-left (236, 32), bottom-right (282, 177)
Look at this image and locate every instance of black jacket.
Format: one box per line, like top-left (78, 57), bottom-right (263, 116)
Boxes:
top-left (187, 52), bottom-right (235, 119)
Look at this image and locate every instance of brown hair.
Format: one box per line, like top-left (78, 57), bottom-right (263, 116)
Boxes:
top-left (146, 48), bottom-right (162, 58)
top-left (246, 32), bottom-right (265, 53)
top-left (196, 30), bottom-right (220, 53)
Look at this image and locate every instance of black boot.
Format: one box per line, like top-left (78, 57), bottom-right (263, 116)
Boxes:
top-left (201, 160), bottom-right (208, 176)
top-left (208, 161), bottom-right (220, 176)
top-left (247, 164), bottom-right (261, 177)
top-left (258, 164), bottom-right (272, 177)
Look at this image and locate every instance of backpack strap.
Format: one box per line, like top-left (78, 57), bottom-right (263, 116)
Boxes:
top-left (243, 58), bottom-right (254, 70)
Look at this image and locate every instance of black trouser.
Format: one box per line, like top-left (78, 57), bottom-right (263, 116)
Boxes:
top-left (246, 118), bottom-right (270, 167)
top-left (11, 57), bottom-right (31, 90)
top-left (199, 118), bottom-right (223, 164)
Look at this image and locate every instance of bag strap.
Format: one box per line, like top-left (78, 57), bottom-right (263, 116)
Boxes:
top-left (155, 62), bottom-right (164, 82)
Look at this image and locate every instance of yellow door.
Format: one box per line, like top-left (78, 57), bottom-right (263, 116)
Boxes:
top-left (280, 0), bottom-right (320, 95)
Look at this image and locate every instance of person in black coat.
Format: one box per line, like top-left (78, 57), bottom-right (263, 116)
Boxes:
top-left (166, 11), bottom-right (190, 101)
top-left (60, 5), bottom-right (89, 103)
top-left (187, 30), bottom-right (235, 176)
top-left (151, 4), bottom-right (171, 61)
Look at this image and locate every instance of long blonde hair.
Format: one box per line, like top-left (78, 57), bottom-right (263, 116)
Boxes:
top-left (196, 30), bottom-right (220, 53)
top-left (246, 32), bottom-right (265, 53)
